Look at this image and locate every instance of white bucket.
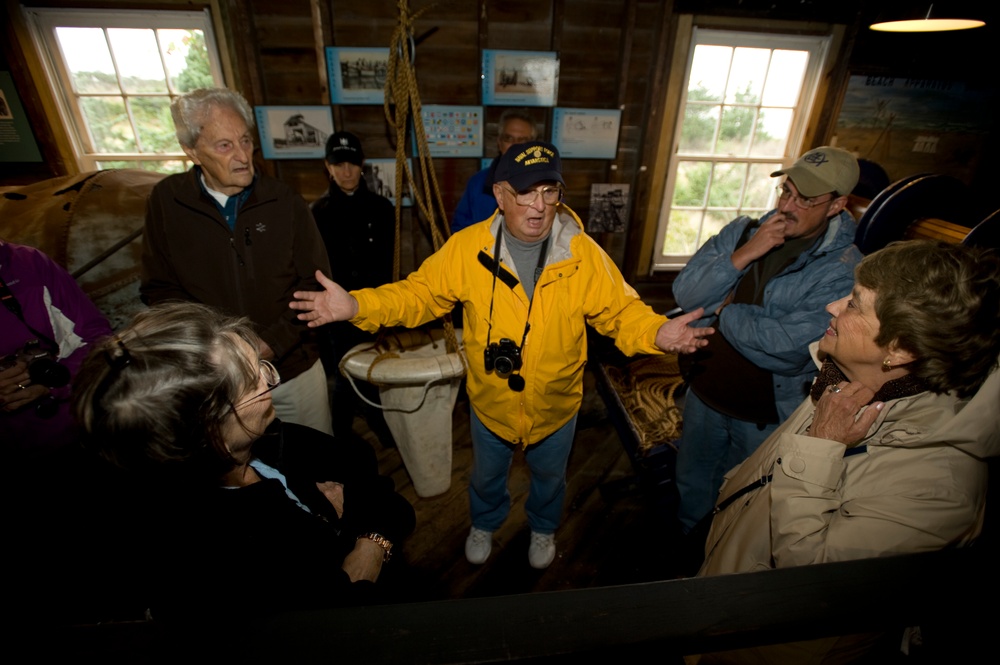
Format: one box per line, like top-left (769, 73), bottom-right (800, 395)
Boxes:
top-left (341, 329), bottom-right (465, 497)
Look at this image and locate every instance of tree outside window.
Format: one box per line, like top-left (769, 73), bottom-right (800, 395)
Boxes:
top-left (653, 30), bottom-right (830, 269)
top-left (28, 9), bottom-right (224, 173)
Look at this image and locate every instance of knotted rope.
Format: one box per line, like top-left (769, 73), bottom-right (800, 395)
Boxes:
top-left (337, 0), bottom-right (467, 400)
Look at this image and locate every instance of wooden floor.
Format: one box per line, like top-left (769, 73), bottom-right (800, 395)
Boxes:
top-left (354, 358), bottom-right (689, 603)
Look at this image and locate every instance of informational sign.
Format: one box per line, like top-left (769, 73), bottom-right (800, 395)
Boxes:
top-left (481, 50), bottom-right (558, 107)
top-left (327, 47), bottom-right (390, 105)
top-left (0, 71), bottom-right (43, 163)
top-left (255, 106), bottom-right (334, 160)
top-left (551, 108), bottom-right (621, 159)
top-left (419, 105), bottom-right (484, 158)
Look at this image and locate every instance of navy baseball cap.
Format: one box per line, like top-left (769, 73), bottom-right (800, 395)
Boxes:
top-left (494, 141), bottom-right (564, 191)
top-left (325, 131), bottom-right (364, 165)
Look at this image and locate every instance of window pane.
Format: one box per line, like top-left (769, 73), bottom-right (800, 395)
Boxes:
top-left (725, 47), bottom-right (768, 104)
top-left (688, 45), bottom-right (731, 102)
top-left (762, 50), bottom-right (808, 107)
top-left (702, 210), bottom-right (735, 244)
top-left (673, 161), bottom-right (712, 206)
top-left (664, 209), bottom-right (703, 255)
top-left (751, 108), bottom-right (792, 156)
top-left (108, 28), bottom-right (167, 93)
top-left (97, 159), bottom-right (189, 173)
top-left (130, 96), bottom-right (179, 153)
top-left (715, 106), bottom-right (755, 156)
top-left (745, 162), bottom-right (783, 208)
top-left (161, 29), bottom-right (214, 93)
top-left (55, 27), bottom-right (118, 94)
top-left (80, 97), bottom-right (136, 152)
top-left (707, 162), bottom-right (747, 207)
top-left (678, 103), bottom-right (720, 154)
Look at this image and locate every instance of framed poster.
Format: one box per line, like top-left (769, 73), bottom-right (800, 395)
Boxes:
top-left (834, 74), bottom-right (993, 185)
top-left (481, 50), bottom-right (558, 107)
top-left (327, 47), bottom-right (389, 105)
top-left (365, 158), bottom-right (413, 207)
top-left (0, 71), bottom-right (43, 162)
top-left (254, 106), bottom-right (333, 160)
top-left (551, 108), bottom-right (622, 159)
top-left (588, 184), bottom-right (630, 233)
top-left (420, 105), bottom-right (483, 158)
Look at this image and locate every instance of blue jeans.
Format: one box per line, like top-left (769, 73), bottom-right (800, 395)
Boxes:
top-left (675, 391), bottom-right (778, 532)
top-left (468, 409), bottom-right (577, 535)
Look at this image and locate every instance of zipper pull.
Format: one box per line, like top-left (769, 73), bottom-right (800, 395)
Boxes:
top-left (244, 227), bottom-right (252, 246)
top-left (230, 237), bottom-right (244, 266)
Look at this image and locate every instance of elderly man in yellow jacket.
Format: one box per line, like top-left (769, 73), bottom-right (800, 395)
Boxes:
top-left (291, 141), bottom-right (713, 568)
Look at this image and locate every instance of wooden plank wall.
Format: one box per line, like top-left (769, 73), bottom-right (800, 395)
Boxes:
top-left (239, 0), bottom-right (672, 276)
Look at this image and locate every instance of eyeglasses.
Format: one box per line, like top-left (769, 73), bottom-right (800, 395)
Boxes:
top-left (775, 185), bottom-right (835, 210)
top-left (233, 359), bottom-right (280, 409)
top-left (500, 183), bottom-right (564, 207)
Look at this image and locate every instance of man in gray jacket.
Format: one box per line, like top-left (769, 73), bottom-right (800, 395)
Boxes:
top-left (141, 88), bottom-right (333, 435)
top-left (672, 146), bottom-right (862, 533)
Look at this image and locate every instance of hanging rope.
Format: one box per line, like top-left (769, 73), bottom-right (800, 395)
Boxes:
top-left (336, 0), bottom-right (467, 397)
top-left (383, 0), bottom-right (461, 356)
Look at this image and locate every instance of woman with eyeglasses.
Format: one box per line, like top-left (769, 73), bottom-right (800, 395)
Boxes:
top-left (73, 301), bottom-right (415, 624)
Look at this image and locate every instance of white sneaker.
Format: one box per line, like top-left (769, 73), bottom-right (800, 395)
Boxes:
top-left (528, 531), bottom-right (556, 569)
top-left (465, 527), bottom-right (493, 564)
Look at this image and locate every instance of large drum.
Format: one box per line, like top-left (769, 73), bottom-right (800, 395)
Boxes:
top-left (0, 169), bottom-right (165, 329)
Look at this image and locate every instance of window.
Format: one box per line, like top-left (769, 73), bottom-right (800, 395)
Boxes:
top-left (652, 29), bottom-right (830, 270)
top-left (26, 8), bottom-right (225, 173)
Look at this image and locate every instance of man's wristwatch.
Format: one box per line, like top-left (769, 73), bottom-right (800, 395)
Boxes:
top-left (358, 532), bottom-right (393, 562)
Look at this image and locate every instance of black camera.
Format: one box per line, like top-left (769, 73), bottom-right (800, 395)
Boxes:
top-left (0, 340), bottom-right (71, 389)
top-left (484, 338), bottom-right (522, 378)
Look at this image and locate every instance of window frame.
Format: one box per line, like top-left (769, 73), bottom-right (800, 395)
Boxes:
top-left (25, 7), bottom-right (226, 173)
top-left (651, 28), bottom-right (831, 271)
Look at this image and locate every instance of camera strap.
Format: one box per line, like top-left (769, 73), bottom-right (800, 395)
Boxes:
top-left (485, 224), bottom-right (549, 350)
top-left (0, 274), bottom-right (60, 353)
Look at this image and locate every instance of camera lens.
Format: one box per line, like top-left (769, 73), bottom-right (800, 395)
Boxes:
top-left (494, 357), bottom-right (513, 377)
top-left (29, 358), bottom-right (70, 388)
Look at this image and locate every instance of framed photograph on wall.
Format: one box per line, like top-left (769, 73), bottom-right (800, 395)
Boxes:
top-left (481, 50), bottom-right (558, 107)
top-left (254, 106), bottom-right (334, 160)
top-left (327, 47), bottom-right (389, 105)
top-left (419, 105), bottom-right (484, 158)
top-left (587, 183), bottom-right (630, 233)
top-left (365, 158), bottom-right (413, 207)
top-left (551, 108), bottom-right (622, 159)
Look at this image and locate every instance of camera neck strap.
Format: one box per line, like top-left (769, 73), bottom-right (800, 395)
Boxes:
top-left (0, 274), bottom-right (60, 352)
top-left (485, 223), bottom-right (550, 350)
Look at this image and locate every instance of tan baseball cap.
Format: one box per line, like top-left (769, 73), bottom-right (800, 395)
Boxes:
top-left (771, 146), bottom-right (860, 198)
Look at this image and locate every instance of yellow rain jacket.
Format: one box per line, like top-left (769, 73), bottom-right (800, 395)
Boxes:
top-left (349, 206), bottom-right (667, 446)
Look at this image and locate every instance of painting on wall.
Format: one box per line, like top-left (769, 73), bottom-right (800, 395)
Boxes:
top-left (833, 74), bottom-right (995, 185)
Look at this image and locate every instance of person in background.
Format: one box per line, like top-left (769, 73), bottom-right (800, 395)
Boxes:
top-left (1, 238), bottom-right (110, 453)
top-left (311, 131), bottom-right (396, 442)
top-left (672, 146), bottom-right (862, 535)
top-left (292, 141), bottom-right (713, 569)
top-left (140, 87), bottom-right (333, 435)
top-left (451, 108), bottom-right (537, 234)
top-left (693, 240), bottom-right (1000, 663)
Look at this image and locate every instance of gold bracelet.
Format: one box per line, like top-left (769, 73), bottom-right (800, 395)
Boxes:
top-left (358, 532), bottom-right (393, 563)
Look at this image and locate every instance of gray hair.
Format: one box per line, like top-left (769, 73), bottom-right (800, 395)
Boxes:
top-left (171, 88), bottom-right (256, 149)
top-left (74, 302), bottom-right (262, 480)
top-left (498, 108), bottom-right (538, 138)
